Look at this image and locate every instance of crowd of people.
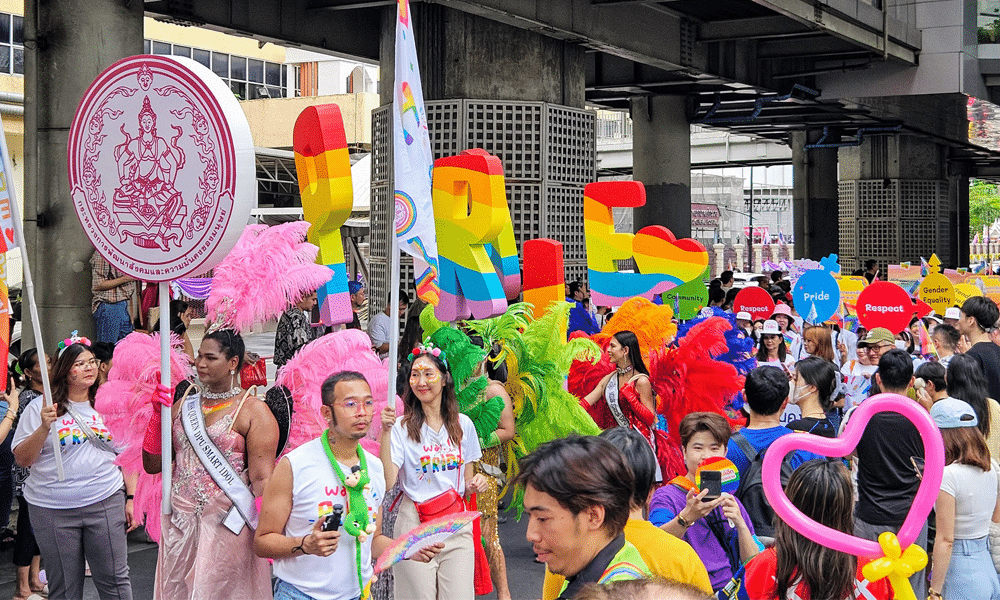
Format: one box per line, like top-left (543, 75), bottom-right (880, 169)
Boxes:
top-left (4, 252), bottom-right (998, 600)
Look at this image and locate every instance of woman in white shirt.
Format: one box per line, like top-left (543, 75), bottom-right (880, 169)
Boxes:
top-left (13, 343), bottom-right (137, 600)
top-left (755, 320), bottom-right (795, 378)
top-left (380, 343), bottom-right (487, 600)
top-left (929, 398), bottom-right (1000, 600)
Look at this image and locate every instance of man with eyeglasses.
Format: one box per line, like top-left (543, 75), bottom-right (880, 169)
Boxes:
top-left (858, 328), bottom-right (897, 397)
top-left (255, 371), bottom-right (440, 600)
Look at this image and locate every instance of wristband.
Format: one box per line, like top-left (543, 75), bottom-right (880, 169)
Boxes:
top-left (126, 495), bottom-right (134, 500)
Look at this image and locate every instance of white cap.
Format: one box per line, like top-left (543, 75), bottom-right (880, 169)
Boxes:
top-left (761, 320), bottom-right (781, 335)
top-left (736, 311), bottom-right (753, 322)
top-left (945, 307), bottom-right (961, 320)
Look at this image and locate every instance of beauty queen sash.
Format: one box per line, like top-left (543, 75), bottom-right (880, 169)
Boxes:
top-left (181, 391), bottom-right (258, 534)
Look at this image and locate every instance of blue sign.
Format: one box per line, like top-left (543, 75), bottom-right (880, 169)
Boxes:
top-left (792, 254), bottom-right (841, 324)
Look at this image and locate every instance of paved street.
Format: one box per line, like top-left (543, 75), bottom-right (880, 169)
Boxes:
top-left (0, 500), bottom-right (545, 600)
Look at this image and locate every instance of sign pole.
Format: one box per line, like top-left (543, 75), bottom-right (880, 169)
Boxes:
top-left (386, 237), bottom-right (401, 413)
top-left (159, 282), bottom-right (172, 514)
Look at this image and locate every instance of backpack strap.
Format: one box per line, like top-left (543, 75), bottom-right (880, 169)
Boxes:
top-left (731, 431), bottom-right (759, 464)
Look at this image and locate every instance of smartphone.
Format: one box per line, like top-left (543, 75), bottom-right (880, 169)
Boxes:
top-left (321, 504), bottom-right (343, 532)
top-left (700, 471), bottom-right (722, 501)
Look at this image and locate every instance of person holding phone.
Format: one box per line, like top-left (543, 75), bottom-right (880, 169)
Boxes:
top-left (648, 412), bottom-right (760, 592)
top-left (255, 371), bottom-right (440, 600)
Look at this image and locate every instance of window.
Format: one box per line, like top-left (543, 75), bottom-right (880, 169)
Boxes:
top-left (140, 39), bottom-right (291, 99)
top-left (0, 13), bottom-right (25, 75)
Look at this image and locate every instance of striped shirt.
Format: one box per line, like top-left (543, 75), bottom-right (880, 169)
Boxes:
top-left (91, 252), bottom-right (136, 312)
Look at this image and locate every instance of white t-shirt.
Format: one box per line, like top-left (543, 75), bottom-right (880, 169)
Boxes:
top-left (841, 360), bottom-right (877, 411)
top-left (272, 438), bottom-right (385, 600)
top-left (13, 400), bottom-right (124, 509)
top-left (390, 414), bottom-right (482, 503)
top-left (940, 460), bottom-right (999, 540)
top-left (367, 311), bottom-right (392, 359)
top-left (759, 355), bottom-right (796, 375)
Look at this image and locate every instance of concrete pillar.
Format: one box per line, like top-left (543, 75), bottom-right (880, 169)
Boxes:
top-left (379, 4), bottom-right (586, 107)
top-left (629, 95), bottom-right (691, 238)
top-left (734, 243), bottom-right (745, 271)
top-left (839, 134), bottom-right (958, 267)
top-left (752, 244), bottom-right (764, 272)
top-left (24, 0), bottom-right (143, 347)
top-left (791, 130), bottom-right (839, 261)
top-left (713, 243), bottom-right (725, 276)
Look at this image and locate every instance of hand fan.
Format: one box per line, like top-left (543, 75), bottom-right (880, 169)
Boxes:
top-left (374, 510), bottom-right (480, 573)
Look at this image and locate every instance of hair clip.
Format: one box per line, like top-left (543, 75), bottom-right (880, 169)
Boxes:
top-left (57, 330), bottom-right (92, 353)
top-left (407, 341), bottom-right (448, 367)
top-left (13, 363), bottom-right (22, 376)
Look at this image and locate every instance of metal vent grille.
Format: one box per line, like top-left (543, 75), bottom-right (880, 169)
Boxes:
top-left (465, 101), bottom-right (544, 181)
top-left (547, 105), bottom-right (596, 185)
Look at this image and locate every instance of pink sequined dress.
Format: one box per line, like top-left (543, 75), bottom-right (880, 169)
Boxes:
top-left (153, 410), bottom-right (272, 600)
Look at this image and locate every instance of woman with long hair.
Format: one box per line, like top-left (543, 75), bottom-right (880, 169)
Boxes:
top-left (802, 326), bottom-right (837, 364)
top-left (10, 348), bottom-right (47, 600)
top-left (756, 321), bottom-right (795, 378)
top-left (785, 357), bottom-right (841, 438)
top-left (142, 329), bottom-right (279, 600)
top-left (379, 345), bottom-right (486, 600)
top-left (929, 398), bottom-right (1000, 600)
top-left (946, 353), bottom-right (1000, 460)
top-left (13, 343), bottom-right (136, 600)
top-left (744, 460), bottom-right (891, 599)
top-left (583, 330), bottom-right (669, 481)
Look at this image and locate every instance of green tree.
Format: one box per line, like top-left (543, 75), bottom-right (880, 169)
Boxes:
top-left (971, 179), bottom-right (1000, 239)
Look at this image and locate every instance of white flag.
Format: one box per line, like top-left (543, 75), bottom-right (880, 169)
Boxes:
top-left (393, 0), bottom-right (440, 304)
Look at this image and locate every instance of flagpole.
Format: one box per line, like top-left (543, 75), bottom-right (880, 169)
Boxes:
top-left (387, 236), bottom-right (401, 411)
top-left (0, 127), bottom-right (63, 479)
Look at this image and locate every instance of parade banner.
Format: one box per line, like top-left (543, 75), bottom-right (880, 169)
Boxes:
top-left (917, 255), bottom-right (955, 316)
top-left (792, 255), bottom-right (841, 324)
top-left (976, 276), bottom-right (1000, 304)
top-left (68, 54), bottom-right (255, 507)
top-left (733, 286), bottom-right (775, 321)
top-left (954, 282), bottom-right (982, 306)
top-left (662, 267), bottom-right (710, 321)
top-left (837, 276), bottom-right (867, 316)
top-left (294, 105), bottom-right (354, 326)
top-left (855, 281), bottom-right (932, 333)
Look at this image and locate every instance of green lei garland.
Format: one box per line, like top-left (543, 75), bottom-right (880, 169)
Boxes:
top-left (320, 430), bottom-right (370, 597)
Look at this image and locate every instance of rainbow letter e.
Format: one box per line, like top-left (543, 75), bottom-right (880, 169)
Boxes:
top-left (294, 105), bottom-right (353, 326)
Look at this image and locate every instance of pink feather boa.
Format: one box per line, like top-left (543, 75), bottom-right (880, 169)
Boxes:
top-left (204, 221), bottom-right (333, 333)
top-left (94, 332), bottom-right (193, 543)
top-left (276, 329), bottom-right (403, 457)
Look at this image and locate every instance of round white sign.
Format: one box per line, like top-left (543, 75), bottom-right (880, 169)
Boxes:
top-left (68, 55), bottom-right (254, 282)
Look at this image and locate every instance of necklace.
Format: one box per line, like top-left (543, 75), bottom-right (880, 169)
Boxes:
top-left (321, 431), bottom-right (369, 595)
top-left (202, 400), bottom-right (235, 415)
top-left (201, 386), bottom-right (241, 400)
top-left (616, 364), bottom-right (633, 375)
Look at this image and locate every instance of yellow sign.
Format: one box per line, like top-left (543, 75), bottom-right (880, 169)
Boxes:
top-left (977, 276), bottom-right (1000, 304)
top-left (918, 255), bottom-right (955, 315)
top-left (954, 283), bottom-right (983, 306)
top-left (837, 275), bottom-right (868, 315)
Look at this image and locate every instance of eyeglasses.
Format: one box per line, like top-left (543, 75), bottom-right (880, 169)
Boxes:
top-left (72, 358), bottom-right (99, 370)
top-left (338, 399), bottom-right (374, 414)
top-left (865, 343), bottom-right (893, 353)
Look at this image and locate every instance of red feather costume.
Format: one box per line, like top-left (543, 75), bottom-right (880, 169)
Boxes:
top-left (568, 301), bottom-right (744, 481)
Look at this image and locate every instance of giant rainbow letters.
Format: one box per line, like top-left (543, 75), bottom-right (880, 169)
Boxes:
top-left (294, 105), bottom-right (354, 326)
top-left (432, 148), bottom-right (519, 321)
top-left (523, 238), bottom-right (565, 319)
top-left (584, 181), bottom-right (709, 306)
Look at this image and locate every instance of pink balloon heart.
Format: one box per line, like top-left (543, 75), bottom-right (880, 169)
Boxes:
top-left (761, 394), bottom-right (944, 559)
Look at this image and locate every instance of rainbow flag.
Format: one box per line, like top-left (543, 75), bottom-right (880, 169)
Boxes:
top-left (393, 0), bottom-right (440, 304)
top-left (917, 319), bottom-right (937, 358)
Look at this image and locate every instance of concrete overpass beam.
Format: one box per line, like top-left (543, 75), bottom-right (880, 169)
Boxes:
top-left (630, 95), bottom-right (691, 237)
top-left (791, 130), bottom-right (839, 261)
top-left (25, 0), bottom-right (144, 347)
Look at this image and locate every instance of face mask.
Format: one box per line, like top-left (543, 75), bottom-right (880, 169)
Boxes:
top-left (789, 382), bottom-right (811, 405)
top-left (895, 340), bottom-right (908, 351)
